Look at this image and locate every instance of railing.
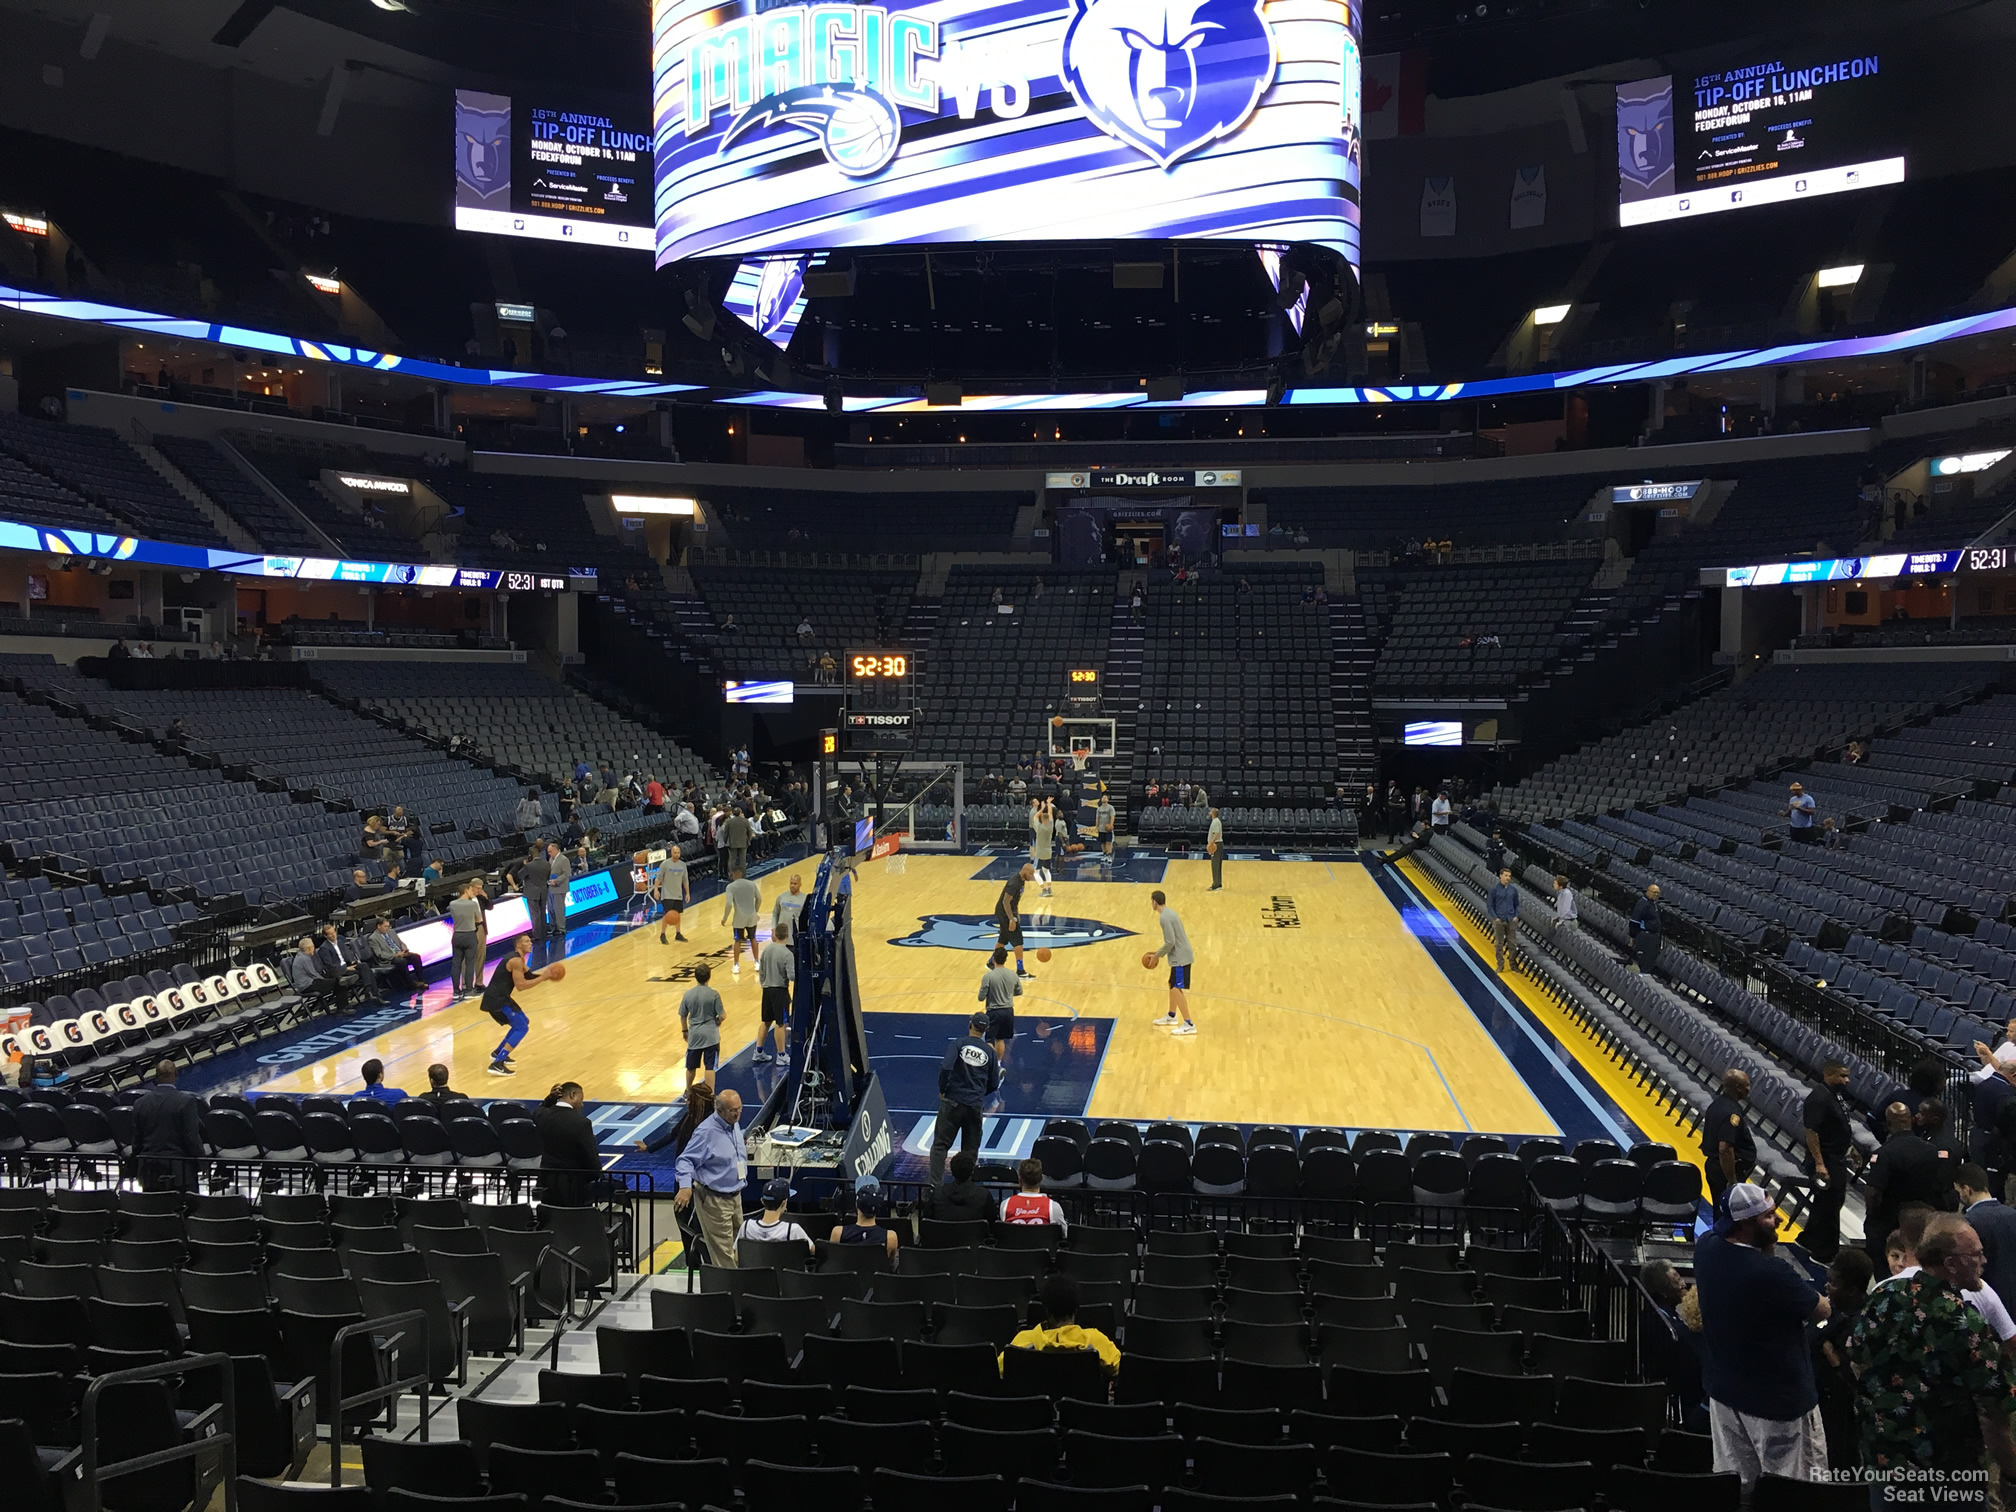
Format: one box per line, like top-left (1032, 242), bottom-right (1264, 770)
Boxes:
top-left (330, 1312), bottom-right (430, 1483)
top-left (78, 1354), bottom-right (238, 1512)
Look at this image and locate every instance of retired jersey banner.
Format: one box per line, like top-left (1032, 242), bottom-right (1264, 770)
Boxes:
top-left (649, 0), bottom-right (1363, 267)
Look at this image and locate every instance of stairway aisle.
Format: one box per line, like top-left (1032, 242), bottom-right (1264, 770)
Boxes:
top-left (1104, 596), bottom-right (1146, 821)
top-left (1330, 596), bottom-right (1377, 789)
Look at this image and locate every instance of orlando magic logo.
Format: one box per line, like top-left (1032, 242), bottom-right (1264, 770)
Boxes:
top-left (891, 914), bottom-right (1137, 951)
top-left (455, 95), bottom-right (511, 205)
top-left (1615, 77), bottom-right (1674, 198)
top-left (722, 85), bottom-right (904, 178)
top-left (1062, 0), bottom-right (1277, 169)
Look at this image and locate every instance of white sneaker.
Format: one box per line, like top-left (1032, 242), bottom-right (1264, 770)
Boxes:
top-left (1151, 1012), bottom-right (1178, 1027)
top-left (1170, 1022), bottom-right (1198, 1036)
top-left (732, 964), bottom-right (741, 977)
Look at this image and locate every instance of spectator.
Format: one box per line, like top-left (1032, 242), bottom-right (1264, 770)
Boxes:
top-left (638, 1081), bottom-right (714, 1155)
top-left (1812, 1247), bottom-right (1875, 1471)
top-left (675, 802), bottom-right (701, 841)
top-left (316, 925), bottom-right (364, 995)
top-left (1640, 1259), bottom-right (1705, 1432)
top-left (358, 1058), bottom-right (407, 1104)
top-left (927, 1150), bottom-right (996, 1225)
top-left (645, 775), bottom-right (665, 812)
top-left (1694, 1182), bottom-right (1830, 1486)
top-left (674, 1087), bottom-right (746, 1266)
top-left (515, 790), bottom-right (543, 832)
top-left (1701, 1069), bottom-right (1756, 1213)
top-left (1002, 1275), bottom-right (1119, 1377)
top-left (1851, 1213), bottom-right (2016, 1489)
top-left (364, 918), bottom-right (421, 995)
top-left (287, 936), bottom-right (323, 993)
top-left (417, 1063), bottom-right (466, 1106)
top-left (720, 613), bottom-right (741, 633)
top-left (133, 1060), bottom-right (203, 1190)
top-left (1819, 817), bottom-right (1843, 850)
top-left (361, 815), bottom-right (389, 862)
top-left (1552, 874), bottom-right (1578, 929)
top-left (1784, 781), bottom-right (1817, 842)
top-left (1956, 1164), bottom-right (2016, 1307)
top-left (1628, 883), bottom-right (1663, 973)
top-left (1487, 867), bottom-right (1520, 973)
top-left (520, 844), bottom-right (551, 943)
top-left (1801, 1060), bottom-right (1857, 1260)
top-left (345, 868), bottom-right (374, 902)
top-left (534, 1081), bottom-right (602, 1206)
top-left (1430, 791), bottom-right (1451, 829)
top-left (1000, 1158), bottom-right (1068, 1231)
top-left (829, 1183), bottom-right (900, 1259)
top-left (796, 617), bottom-right (814, 643)
top-left (1865, 1102), bottom-right (1956, 1264)
top-left (739, 1178), bottom-right (815, 1253)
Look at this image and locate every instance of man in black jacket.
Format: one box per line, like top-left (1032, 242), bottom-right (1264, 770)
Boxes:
top-left (133, 1060), bottom-right (203, 1189)
top-left (927, 1150), bottom-right (996, 1225)
top-left (534, 1080), bottom-right (603, 1205)
top-left (929, 1013), bottom-right (1000, 1185)
top-left (1955, 1162), bottom-right (2016, 1306)
top-left (1863, 1101), bottom-right (1955, 1263)
top-left (1628, 884), bottom-right (1662, 973)
top-left (521, 845), bottom-right (552, 943)
top-left (417, 1063), bottom-right (467, 1107)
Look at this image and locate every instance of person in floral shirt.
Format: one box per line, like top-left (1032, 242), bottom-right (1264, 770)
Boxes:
top-left (1851, 1213), bottom-right (2016, 1498)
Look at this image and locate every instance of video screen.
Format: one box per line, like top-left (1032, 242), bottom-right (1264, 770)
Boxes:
top-left (1403, 721), bottom-right (1463, 748)
top-left (1617, 49), bottom-right (1900, 227)
top-left (725, 679), bottom-right (795, 705)
top-left (651, 0), bottom-right (1362, 269)
top-left (723, 255), bottom-right (819, 349)
top-left (455, 88), bottom-right (653, 249)
top-left (855, 818), bottom-right (876, 853)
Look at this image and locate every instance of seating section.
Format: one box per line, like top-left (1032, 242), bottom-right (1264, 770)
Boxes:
top-left (1367, 560), bottom-right (1596, 697)
top-left (0, 411), bottom-right (229, 547)
top-left (309, 661), bottom-right (712, 789)
top-left (432, 472), bottom-right (651, 573)
top-left (0, 449), bottom-right (120, 534)
top-left (151, 436), bottom-right (324, 554)
top-left (702, 485), bottom-right (1026, 554)
top-left (690, 567), bottom-right (916, 676)
top-left (1134, 573), bottom-right (1335, 805)
top-left (0, 868), bottom-right (201, 996)
top-left (233, 440), bottom-right (429, 558)
top-left (912, 569), bottom-right (1115, 771)
top-left (1494, 662), bottom-right (1987, 821)
top-left (1134, 803), bottom-right (1358, 848)
top-left (1258, 476), bottom-right (1592, 551)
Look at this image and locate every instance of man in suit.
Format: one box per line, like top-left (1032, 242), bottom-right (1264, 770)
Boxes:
top-left (133, 1060), bottom-right (203, 1189)
top-left (521, 844), bottom-right (551, 943)
top-left (1955, 1162), bottom-right (2016, 1306)
top-left (316, 925), bottom-right (364, 997)
top-left (544, 841), bottom-right (571, 952)
top-left (1863, 1101), bottom-right (1955, 1263)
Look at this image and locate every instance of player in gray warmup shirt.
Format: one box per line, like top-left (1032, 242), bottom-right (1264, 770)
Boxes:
top-left (655, 850), bottom-right (691, 944)
top-left (755, 925), bottom-right (795, 1066)
top-left (1149, 888), bottom-right (1196, 1034)
top-left (721, 869), bottom-right (762, 978)
top-left (678, 963), bottom-right (726, 1090)
top-left (1030, 797), bottom-right (1056, 897)
top-left (1096, 795), bottom-right (1116, 864)
top-left (772, 874), bottom-right (808, 939)
top-left (977, 946), bottom-right (1023, 1065)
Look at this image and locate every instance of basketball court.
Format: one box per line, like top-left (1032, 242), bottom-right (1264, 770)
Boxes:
top-left (244, 847), bottom-right (1661, 1169)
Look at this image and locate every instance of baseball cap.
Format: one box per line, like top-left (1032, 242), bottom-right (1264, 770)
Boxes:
top-left (855, 1189), bottom-right (885, 1216)
top-left (1725, 1182), bottom-right (1774, 1223)
top-left (761, 1177), bottom-right (792, 1205)
top-left (969, 1012), bottom-right (991, 1031)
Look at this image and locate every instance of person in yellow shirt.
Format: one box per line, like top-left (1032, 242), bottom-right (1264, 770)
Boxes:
top-left (1000, 1275), bottom-right (1121, 1377)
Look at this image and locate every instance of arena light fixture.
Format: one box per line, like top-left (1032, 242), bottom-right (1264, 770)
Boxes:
top-left (3, 211), bottom-right (49, 237)
top-left (1816, 264), bottom-right (1864, 288)
top-left (304, 273), bottom-right (342, 295)
top-left (610, 495), bottom-right (696, 516)
top-left (1532, 304), bottom-right (1572, 325)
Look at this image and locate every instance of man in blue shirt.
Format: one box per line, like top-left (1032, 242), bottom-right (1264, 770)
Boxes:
top-left (358, 1058), bottom-right (407, 1104)
top-left (1487, 867), bottom-right (1521, 973)
top-left (1784, 781), bottom-right (1817, 844)
top-left (674, 1087), bottom-right (746, 1267)
top-left (1693, 1182), bottom-right (1830, 1488)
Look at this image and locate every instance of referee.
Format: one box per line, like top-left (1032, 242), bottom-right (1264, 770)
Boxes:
top-left (929, 1013), bottom-right (1001, 1185)
top-left (1206, 808), bottom-right (1224, 890)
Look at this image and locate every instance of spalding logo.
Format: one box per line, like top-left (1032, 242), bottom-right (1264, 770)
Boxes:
top-left (1062, 0), bottom-right (1276, 168)
top-left (889, 913), bottom-right (1137, 951)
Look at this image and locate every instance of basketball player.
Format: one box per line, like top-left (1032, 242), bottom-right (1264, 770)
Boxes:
top-left (755, 924), bottom-right (794, 1066)
top-left (1148, 889), bottom-right (1196, 1035)
top-left (772, 873), bottom-right (807, 940)
top-left (978, 946), bottom-right (1022, 1067)
top-left (678, 963), bottom-right (726, 1090)
top-left (995, 862), bottom-right (1034, 979)
top-left (1030, 796), bottom-right (1056, 898)
top-left (482, 935), bottom-right (550, 1076)
top-left (1095, 790), bottom-right (1116, 864)
top-left (720, 868), bottom-right (762, 979)
top-left (654, 847), bottom-right (690, 944)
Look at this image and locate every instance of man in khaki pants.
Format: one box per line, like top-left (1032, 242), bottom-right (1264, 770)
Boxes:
top-left (673, 1087), bottom-right (746, 1267)
top-left (1487, 868), bottom-right (1521, 973)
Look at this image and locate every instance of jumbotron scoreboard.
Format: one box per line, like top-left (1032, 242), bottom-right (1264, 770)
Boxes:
top-left (843, 650), bottom-right (916, 751)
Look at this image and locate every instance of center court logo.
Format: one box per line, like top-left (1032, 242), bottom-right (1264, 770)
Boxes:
top-left (890, 913), bottom-right (1137, 951)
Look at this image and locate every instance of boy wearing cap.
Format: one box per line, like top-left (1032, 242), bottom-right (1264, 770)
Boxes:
top-left (739, 1178), bottom-right (815, 1253)
top-left (830, 1184), bottom-right (900, 1259)
top-left (1692, 1182), bottom-right (1830, 1487)
top-left (930, 1012), bottom-right (1001, 1186)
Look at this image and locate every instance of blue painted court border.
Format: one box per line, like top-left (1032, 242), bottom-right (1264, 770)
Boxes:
top-left (1371, 861), bottom-right (1647, 1151)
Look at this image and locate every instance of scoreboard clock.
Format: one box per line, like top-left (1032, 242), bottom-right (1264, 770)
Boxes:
top-left (845, 650), bottom-right (916, 750)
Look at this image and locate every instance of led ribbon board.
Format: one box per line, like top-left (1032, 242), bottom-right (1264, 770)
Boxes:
top-left (650, 0), bottom-right (1362, 267)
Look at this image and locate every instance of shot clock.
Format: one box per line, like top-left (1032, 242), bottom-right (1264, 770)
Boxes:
top-left (844, 650), bottom-right (917, 750)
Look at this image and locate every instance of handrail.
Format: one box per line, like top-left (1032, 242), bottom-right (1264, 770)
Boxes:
top-left (329, 1309), bottom-right (432, 1486)
top-left (78, 1352), bottom-right (238, 1512)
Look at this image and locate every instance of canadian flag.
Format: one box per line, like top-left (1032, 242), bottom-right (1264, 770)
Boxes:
top-left (1363, 51), bottom-right (1427, 139)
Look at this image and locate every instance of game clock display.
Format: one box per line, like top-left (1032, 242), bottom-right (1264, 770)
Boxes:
top-left (847, 649), bottom-right (914, 720)
top-left (850, 654), bottom-right (910, 678)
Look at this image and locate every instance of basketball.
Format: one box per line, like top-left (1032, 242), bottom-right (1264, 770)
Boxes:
top-left (1065, 843), bottom-right (1084, 854)
top-left (1142, 951), bottom-right (1159, 970)
top-left (1036, 947), bottom-right (1053, 963)
top-left (1052, 715), bottom-right (1064, 727)
top-left (545, 962), bottom-right (567, 982)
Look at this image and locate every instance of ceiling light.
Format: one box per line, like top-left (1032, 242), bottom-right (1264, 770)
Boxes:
top-left (1533, 304), bottom-right (1572, 326)
top-left (1816, 264), bottom-right (1863, 288)
top-left (3, 211), bottom-right (50, 237)
top-left (611, 495), bottom-right (696, 516)
top-left (305, 273), bottom-right (341, 295)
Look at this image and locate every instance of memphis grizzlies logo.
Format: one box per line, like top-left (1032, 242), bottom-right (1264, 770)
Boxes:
top-left (455, 94), bottom-right (511, 205)
top-left (1062, 0), bottom-right (1277, 169)
top-left (891, 914), bottom-right (1137, 951)
top-left (722, 85), bottom-right (904, 178)
top-left (1615, 76), bottom-right (1674, 199)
